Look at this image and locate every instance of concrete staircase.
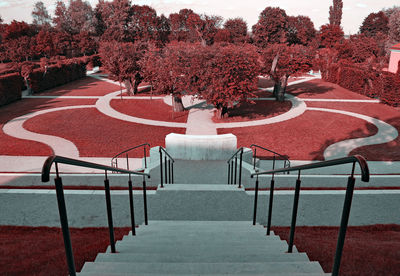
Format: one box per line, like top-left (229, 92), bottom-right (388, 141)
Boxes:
top-left (78, 221), bottom-right (327, 275)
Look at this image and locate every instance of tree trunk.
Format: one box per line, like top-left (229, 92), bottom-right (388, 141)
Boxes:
top-left (124, 79), bottom-right (133, 95)
top-left (272, 82), bottom-right (280, 98)
top-left (215, 105), bottom-right (228, 119)
top-left (275, 76), bottom-right (288, 102)
top-left (173, 94), bottom-right (185, 112)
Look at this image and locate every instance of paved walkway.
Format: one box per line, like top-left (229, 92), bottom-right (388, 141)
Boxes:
top-left (1, 73), bottom-right (399, 171)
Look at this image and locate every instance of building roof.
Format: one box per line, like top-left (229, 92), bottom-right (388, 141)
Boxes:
top-left (390, 43), bottom-right (400, 51)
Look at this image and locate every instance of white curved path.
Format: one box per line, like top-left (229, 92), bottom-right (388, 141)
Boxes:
top-left (307, 107), bottom-right (399, 160)
top-left (3, 105), bottom-right (95, 158)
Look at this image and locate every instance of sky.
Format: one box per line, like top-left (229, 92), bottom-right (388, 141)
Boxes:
top-left (0, 0), bottom-right (399, 34)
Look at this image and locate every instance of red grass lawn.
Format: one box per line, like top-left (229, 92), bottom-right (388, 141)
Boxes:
top-left (306, 102), bottom-right (400, 161)
top-left (213, 100), bottom-right (291, 123)
top-left (274, 224), bottom-right (400, 276)
top-left (218, 110), bottom-right (378, 160)
top-left (110, 99), bottom-right (188, 123)
top-left (0, 226), bottom-right (130, 275)
top-left (38, 77), bottom-right (121, 96)
top-left (0, 98), bottom-right (97, 156)
top-left (24, 108), bottom-right (185, 157)
top-left (288, 79), bottom-right (374, 100)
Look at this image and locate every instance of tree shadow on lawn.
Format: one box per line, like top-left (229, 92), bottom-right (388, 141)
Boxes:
top-left (287, 80), bottom-right (335, 97)
top-left (309, 121), bottom-right (389, 161)
top-left (214, 100), bottom-right (292, 122)
top-left (38, 77), bottom-right (108, 96)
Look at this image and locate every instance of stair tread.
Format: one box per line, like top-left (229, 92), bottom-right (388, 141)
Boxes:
top-left (81, 261), bottom-right (325, 274)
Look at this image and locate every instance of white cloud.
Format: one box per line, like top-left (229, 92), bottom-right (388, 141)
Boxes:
top-left (0, 1), bottom-right (10, 8)
top-left (356, 3), bottom-right (368, 8)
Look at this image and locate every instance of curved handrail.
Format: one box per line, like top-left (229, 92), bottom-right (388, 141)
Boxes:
top-left (42, 155), bottom-right (150, 182)
top-left (250, 144), bottom-right (290, 165)
top-left (111, 143), bottom-right (150, 165)
top-left (159, 146), bottom-right (174, 162)
top-left (227, 147), bottom-right (244, 163)
top-left (251, 155), bottom-right (369, 182)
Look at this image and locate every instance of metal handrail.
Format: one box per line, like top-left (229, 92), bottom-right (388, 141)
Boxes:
top-left (159, 146), bottom-right (175, 187)
top-left (251, 155), bottom-right (368, 181)
top-left (250, 155), bottom-right (369, 276)
top-left (227, 147), bottom-right (244, 188)
top-left (110, 143), bottom-right (150, 171)
top-left (250, 144), bottom-right (290, 171)
top-left (41, 155), bottom-right (151, 276)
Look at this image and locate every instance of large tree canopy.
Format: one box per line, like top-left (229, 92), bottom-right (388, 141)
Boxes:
top-left (360, 11), bottom-right (389, 37)
top-left (329, 0), bottom-right (343, 26)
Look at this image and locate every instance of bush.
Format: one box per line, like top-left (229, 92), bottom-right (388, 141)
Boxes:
top-left (337, 65), bottom-right (365, 94)
top-left (380, 72), bottom-right (400, 107)
top-left (0, 73), bottom-right (23, 106)
top-left (29, 59), bottom-right (86, 93)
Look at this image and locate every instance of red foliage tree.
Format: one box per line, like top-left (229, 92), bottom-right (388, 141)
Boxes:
top-left (252, 7), bottom-right (288, 48)
top-left (35, 30), bottom-right (55, 57)
top-left (73, 31), bottom-right (97, 56)
top-left (388, 9), bottom-right (400, 42)
top-left (99, 41), bottom-right (147, 95)
top-left (318, 24), bottom-right (344, 48)
top-left (329, 0), bottom-right (343, 26)
top-left (3, 21), bottom-right (35, 40)
top-left (359, 11), bottom-right (389, 37)
top-left (53, 31), bottom-right (72, 56)
top-left (4, 36), bottom-right (35, 62)
top-left (155, 14), bottom-right (170, 47)
top-left (168, 9), bottom-right (196, 42)
top-left (195, 44), bottom-right (260, 117)
top-left (260, 44), bottom-right (314, 101)
top-left (286, 16), bottom-right (316, 46)
top-left (53, 1), bottom-right (71, 33)
top-left (131, 5), bottom-right (158, 41)
top-left (68, 0), bottom-right (94, 34)
top-left (214, 29), bottom-right (231, 43)
top-left (224, 18), bottom-right (248, 44)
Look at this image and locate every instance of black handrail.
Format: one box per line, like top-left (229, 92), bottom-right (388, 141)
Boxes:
top-left (159, 146), bottom-right (175, 188)
top-left (251, 155), bottom-right (369, 276)
top-left (41, 155), bottom-right (151, 276)
top-left (111, 143), bottom-right (150, 171)
top-left (250, 144), bottom-right (290, 172)
top-left (227, 147), bottom-right (244, 188)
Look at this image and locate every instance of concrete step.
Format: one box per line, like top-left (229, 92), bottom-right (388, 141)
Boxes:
top-left (107, 243), bottom-right (294, 254)
top-left (81, 261), bottom-right (325, 274)
top-left (170, 160), bottom-right (228, 184)
top-left (118, 238), bottom-right (287, 247)
top-left (123, 233), bottom-right (279, 242)
top-left (78, 273), bottom-right (329, 276)
top-left (95, 251), bottom-right (310, 263)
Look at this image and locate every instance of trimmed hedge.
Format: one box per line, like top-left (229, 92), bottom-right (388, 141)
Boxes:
top-left (0, 73), bottom-right (23, 106)
top-left (29, 59), bottom-right (86, 93)
top-left (322, 63), bottom-right (400, 107)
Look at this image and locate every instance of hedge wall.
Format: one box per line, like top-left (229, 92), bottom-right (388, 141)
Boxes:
top-left (321, 63), bottom-right (400, 107)
top-left (29, 59), bottom-right (86, 93)
top-left (0, 73), bottom-right (23, 106)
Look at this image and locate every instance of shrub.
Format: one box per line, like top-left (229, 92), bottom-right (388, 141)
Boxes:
top-left (0, 73), bottom-right (23, 106)
top-left (29, 59), bottom-right (86, 93)
top-left (380, 72), bottom-right (400, 107)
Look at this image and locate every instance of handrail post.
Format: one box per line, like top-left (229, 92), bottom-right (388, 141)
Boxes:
top-left (239, 150), bottom-right (243, 188)
top-left (168, 160), bottom-right (171, 184)
top-left (142, 175), bottom-right (148, 225)
top-left (234, 156), bottom-right (237, 185)
top-left (171, 162), bottom-right (174, 184)
top-left (253, 147), bottom-right (256, 170)
top-left (288, 171), bottom-right (302, 253)
top-left (128, 174), bottom-right (135, 236)
top-left (332, 173), bottom-right (356, 276)
top-left (104, 171), bottom-right (116, 253)
top-left (253, 175), bottom-right (259, 225)
top-left (164, 156), bottom-right (168, 184)
top-left (126, 153), bottom-right (129, 170)
top-left (230, 160), bottom-right (234, 185)
top-left (159, 148), bottom-right (163, 188)
top-left (266, 178), bottom-right (275, 235)
top-left (54, 163), bottom-right (76, 276)
top-left (144, 146), bottom-right (147, 168)
top-left (227, 162), bottom-right (231, 185)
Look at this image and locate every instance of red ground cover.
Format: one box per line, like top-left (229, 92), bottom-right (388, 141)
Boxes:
top-left (218, 110), bottom-right (378, 160)
top-left (213, 100), bottom-right (292, 122)
top-left (288, 79), bottom-right (374, 100)
top-left (274, 225), bottom-right (400, 275)
top-left (38, 77), bottom-right (121, 96)
top-left (24, 108), bottom-right (185, 157)
top-left (0, 226), bottom-right (130, 275)
top-left (0, 98), bottom-right (97, 156)
top-left (305, 102), bottom-right (400, 161)
top-left (110, 99), bottom-right (188, 123)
